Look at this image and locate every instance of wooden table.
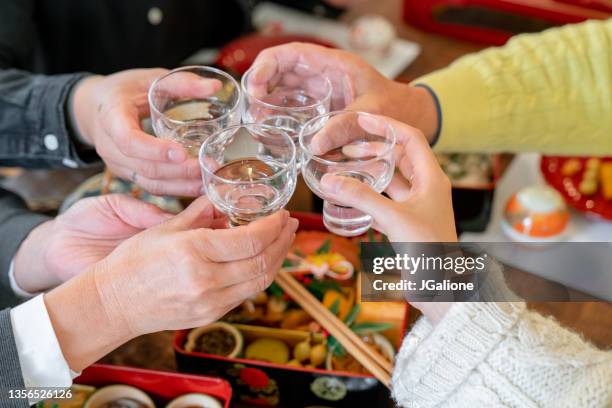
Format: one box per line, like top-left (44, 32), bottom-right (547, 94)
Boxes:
top-left (103, 0), bottom-right (612, 399)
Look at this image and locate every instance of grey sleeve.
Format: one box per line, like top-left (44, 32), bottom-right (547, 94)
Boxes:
top-left (0, 69), bottom-right (98, 169)
top-left (0, 308), bottom-right (29, 408)
top-left (0, 0), bottom-right (98, 169)
top-left (0, 188), bottom-right (50, 310)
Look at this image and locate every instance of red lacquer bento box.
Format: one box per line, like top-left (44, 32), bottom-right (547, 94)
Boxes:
top-left (74, 364), bottom-right (232, 408)
top-left (173, 213), bottom-right (409, 407)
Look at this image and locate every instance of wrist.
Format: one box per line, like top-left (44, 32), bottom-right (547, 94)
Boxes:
top-left (395, 82), bottom-right (440, 144)
top-left (13, 220), bottom-right (59, 293)
top-left (44, 262), bottom-right (133, 372)
top-left (71, 75), bottom-right (104, 146)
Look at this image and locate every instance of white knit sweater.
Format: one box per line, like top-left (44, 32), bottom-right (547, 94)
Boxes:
top-left (392, 302), bottom-right (612, 407)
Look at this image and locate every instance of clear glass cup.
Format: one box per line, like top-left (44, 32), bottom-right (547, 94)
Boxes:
top-left (241, 62), bottom-right (332, 170)
top-left (199, 124), bottom-right (297, 227)
top-left (300, 111), bottom-right (396, 236)
top-left (148, 66), bottom-right (241, 156)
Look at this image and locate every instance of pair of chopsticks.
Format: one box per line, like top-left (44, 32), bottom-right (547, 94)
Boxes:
top-left (275, 271), bottom-right (393, 388)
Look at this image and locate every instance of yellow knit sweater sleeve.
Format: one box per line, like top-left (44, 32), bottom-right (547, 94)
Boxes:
top-left (416, 19), bottom-right (612, 156)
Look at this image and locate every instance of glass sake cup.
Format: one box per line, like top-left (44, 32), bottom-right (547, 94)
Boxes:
top-left (300, 111), bottom-right (396, 236)
top-left (241, 62), bottom-right (332, 170)
top-left (199, 124), bottom-right (297, 227)
top-left (148, 66), bottom-right (241, 156)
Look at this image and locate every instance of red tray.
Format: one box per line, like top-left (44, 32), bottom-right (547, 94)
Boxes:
top-left (541, 156), bottom-right (612, 220)
top-left (75, 364), bottom-right (232, 408)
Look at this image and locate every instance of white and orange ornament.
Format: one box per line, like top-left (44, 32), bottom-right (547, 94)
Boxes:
top-left (502, 185), bottom-right (570, 242)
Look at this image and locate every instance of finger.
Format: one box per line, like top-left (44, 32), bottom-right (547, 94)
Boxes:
top-left (370, 116), bottom-right (442, 188)
top-left (108, 163), bottom-right (203, 197)
top-left (101, 137), bottom-right (201, 180)
top-left (163, 196), bottom-right (218, 231)
top-left (152, 72), bottom-right (223, 101)
top-left (211, 230), bottom-right (297, 307)
top-left (320, 174), bottom-right (392, 218)
top-left (128, 157), bottom-right (200, 181)
top-left (102, 103), bottom-right (188, 163)
top-left (341, 141), bottom-right (390, 159)
top-left (306, 111), bottom-right (363, 156)
top-left (209, 218), bottom-right (297, 288)
top-left (385, 172), bottom-right (412, 202)
top-left (244, 62), bottom-right (280, 99)
top-left (307, 113), bottom-right (392, 157)
top-left (103, 194), bottom-right (174, 228)
top-left (253, 43), bottom-right (355, 108)
top-left (194, 210), bottom-right (293, 262)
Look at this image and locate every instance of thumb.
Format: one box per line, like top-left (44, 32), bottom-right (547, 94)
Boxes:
top-left (320, 174), bottom-right (392, 220)
top-left (104, 194), bottom-right (174, 230)
top-left (161, 196), bottom-right (218, 231)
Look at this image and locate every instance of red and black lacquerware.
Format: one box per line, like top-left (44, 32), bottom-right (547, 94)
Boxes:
top-left (541, 156), bottom-right (612, 220)
top-left (75, 364), bottom-right (232, 408)
top-left (402, 0), bottom-right (611, 45)
top-left (174, 213), bottom-right (409, 407)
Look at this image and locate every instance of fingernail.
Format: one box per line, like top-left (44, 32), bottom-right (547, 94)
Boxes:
top-left (289, 218), bottom-right (299, 232)
top-left (321, 174), bottom-right (340, 194)
top-left (168, 148), bottom-right (186, 162)
top-left (281, 210), bottom-right (290, 223)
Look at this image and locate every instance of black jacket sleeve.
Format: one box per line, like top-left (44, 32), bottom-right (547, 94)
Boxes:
top-left (0, 308), bottom-right (29, 408)
top-left (0, 0), bottom-right (96, 169)
top-left (0, 188), bottom-right (50, 310)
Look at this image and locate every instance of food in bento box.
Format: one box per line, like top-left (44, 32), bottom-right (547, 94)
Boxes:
top-left (287, 336), bottom-right (327, 368)
top-left (245, 338), bottom-right (290, 364)
top-left (185, 322), bottom-right (243, 358)
top-left (579, 158), bottom-right (601, 195)
top-left (502, 185), bottom-right (569, 241)
top-left (165, 393), bottom-right (222, 408)
top-left (38, 378), bottom-right (224, 408)
top-left (290, 231), bottom-right (360, 268)
top-left (327, 333), bottom-right (395, 374)
top-left (84, 385), bottom-right (154, 408)
top-left (37, 385), bottom-right (96, 408)
top-left (436, 153), bottom-right (493, 187)
top-left (223, 232), bottom-right (361, 330)
top-left (561, 158), bottom-right (582, 176)
top-left (98, 399), bottom-right (150, 408)
top-left (322, 288), bottom-right (354, 320)
top-left (600, 162), bottom-right (612, 200)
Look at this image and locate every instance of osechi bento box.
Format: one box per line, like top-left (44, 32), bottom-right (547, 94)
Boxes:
top-left (37, 364), bottom-right (232, 408)
top-left (174, 212), bottom-right (408, 407)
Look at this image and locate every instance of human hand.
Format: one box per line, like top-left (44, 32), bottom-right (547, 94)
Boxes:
top-left (93, 197), bottom-right (298, 336)
top-left (252, 43), bottom-right (439, 140)
top-left (71, 69), bottom-right (220, 196)
top-left (251, 42), bottom-right (388, 110)
top-left (13, 194), bottom-right (173, 293)
top-left (45, 197), bottom-right (297, 371)
top-left (319, 115), bottom-right (457, 242)
top-left (318, 115), bottom-right (455, 324)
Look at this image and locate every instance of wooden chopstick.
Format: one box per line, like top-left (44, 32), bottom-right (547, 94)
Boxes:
top-left (277, 271), bottom-right (394, 374)
top-left (275, 272), bottom-right (392, 387)
top-left (275, 271), bottom-right (393, 388)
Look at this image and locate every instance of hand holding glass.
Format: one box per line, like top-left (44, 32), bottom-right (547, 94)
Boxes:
top-left (199, 124), bottom-right (297, 227)
top-left (148, 66), bottom-right (241, 156)
top-left (300, 111), bottom-right (396, 236)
